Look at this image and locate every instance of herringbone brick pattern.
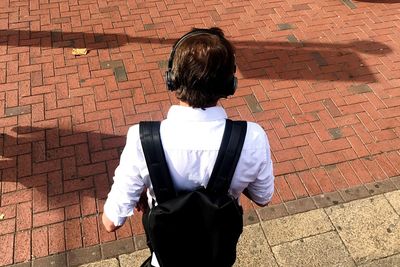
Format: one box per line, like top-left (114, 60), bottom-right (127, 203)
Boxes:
top-left (1, 0), bottom-right (400, 265)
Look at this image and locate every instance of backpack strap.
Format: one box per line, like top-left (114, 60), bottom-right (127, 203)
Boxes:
top-left (139, 121), bottom-right (176, 204)
top-left (139, 119), bottom-right (247, 202)
top-left (207, 119), bottom-right (247, 195)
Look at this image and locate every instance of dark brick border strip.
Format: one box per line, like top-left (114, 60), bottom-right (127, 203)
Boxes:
top-left (8, 176), bottom-right (400, 267)
top-left (256, 176), bottom-right (400, 223)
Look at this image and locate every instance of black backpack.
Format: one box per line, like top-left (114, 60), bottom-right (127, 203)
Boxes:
top-left (139, 119), bottom-right (247, 267)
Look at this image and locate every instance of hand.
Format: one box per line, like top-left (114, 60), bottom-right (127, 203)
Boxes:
top-left (135, 189), bottom-right (149, 212)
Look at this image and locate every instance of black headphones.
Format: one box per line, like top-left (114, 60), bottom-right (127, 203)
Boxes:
top-left (165, 29), bottom-right (237, 96)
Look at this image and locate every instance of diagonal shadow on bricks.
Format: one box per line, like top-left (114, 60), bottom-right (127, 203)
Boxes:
top-left (0, 125), bottom-right (130, 244)
top-left (0, 29), bottom-right (392, 82)
top-left (0, 126), bottom-right (124, 201)
top-left (0, 127), bottom-right (148, 263)
top-left (0, 125), bottom-right (152, 255)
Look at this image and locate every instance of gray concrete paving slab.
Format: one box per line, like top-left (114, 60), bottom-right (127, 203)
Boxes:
top-left (262, 209), bottom-right (334, 246)
top-left (118, 249), bottom-right (151, 267)
top-left (385, 191), bottom-right (400, 215)
top-left (234, 223), bottom-right (278, 267)
top-left (79, 258), bottom-right (119, 267)
top-left (271, 231), bottom-right (356, 267)
top-left (358, 253), bottom-right (400, 267)
top-left (326, 195), bottom-right (400, 265)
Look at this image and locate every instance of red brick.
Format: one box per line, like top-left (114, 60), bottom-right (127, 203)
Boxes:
top-left (311, 121), bottom-right (332, 142)
top-left (49, 192), bottom-right (79, 209)
top-left (17, 154), bottom-right (32, 178)
top-left (19, 80), bottom-right (31, 97)
top-left (275, 176), bottom-right (295, 202)
top-left (386, 151), bottom-right (400, 173)
top-left (0, 205), bottom-right (16, 219)
top-left (4, 143), bottom-right (31, 157)
top-left (65, 218), bottom-right (82, 250)
top-left (2, 189), bottom-right (32, 205)
top-left (82, 95), bottom-right (97, 113)
top-left (65, 204), bottom-right (81, 219)
top-left (16, 202), bottom-right (32, 230)
top-left (350, 159), bottom-right (374, 184)
top-left (273, 161), bottom-right (295, 176)
top-left (80, 189), bottom-right (97, 216)
top-left (0, 218), bottom-right (15, 235)
top-left (130, 211), bottom-right (145, 236)
top-left (299, 146), bottom-right (320, 168)
top-left (111, 108), bottom-right (126, 126)
top-left (375, 154), bottom-right (399, 178)
top-left (285, 173), bottom-right (308, 199)
top-left (323, 139), bottom-right (351, 152)
top-left (310, 168), bottom-right (336, 193)
top-left (0, 234), bottom-right (14, 266)
top-left (274, 148), bottom-right (301, 162)
top-left (357, 112), bottom-right (379, 132)
top-left (33, 185), bottom-right (48, 213)
top-left (291, 158), bottom-right (307, 172)
top-left (353, 123), bottom-right (374, 144)
top-left (88, 132), bottom-right (103, 151)
top-left (32, 146), bottom-right (61, 166)
top-left (31, 85), bottom-right (55, 95)
top-left (98, 216), bottom-right (116, 243)
top-left (325, 165), bottom-right (348, 190)
top-left (32, 226), bottom-right (49, 258)
top-left (372, 129), bottom-right (397, 142)
top-left (94, 173), bottom-right (111, 199)
top-left (82, 216), bottom-right (99, 247)
top-left (49, 222), bottom-right (65, 254)
top-left (298, 170), bottom-right (322, 196)
top-left (102, 137), bottom-right (126, 150)
top-left (361, 157), bottom-right (388, 181)
top-left (47, 170), bottom-right (63, 196)
top-left (14, 230), bottom-right (31, 263)
top-left (99, 119), bottom-right (114, 134)
top-left (93, 85), bottom-right (108, 102)
top-left (323, 98), bottom-right (341, 117)
top-left (337, 162), bottom-right (362, 187)
top-left (1, 168), bottom-right (17, 192)
top-left (60, 133), bottom-right (87, 146)
top-left (64, 176), bottom-right (93, 192)
top-left (77, 163), bottom-right (106, 177)
top-left (116, 220), bottom-right (133, 239)
top-left (33, 208), bottom-right (64, 227)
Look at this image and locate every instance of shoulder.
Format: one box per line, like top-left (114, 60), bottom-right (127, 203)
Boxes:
top-left (125, 124), bottom-right (142, 149)
top-left (243, 122), bottom-right (269, 150)
top-left (127, 124), bottom-right (140, 139)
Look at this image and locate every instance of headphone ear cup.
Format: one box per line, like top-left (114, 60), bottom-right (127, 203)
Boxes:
top-left (224, 76), bottom-right (237, 96)
top-left (232, 76), bottom-right (238, 95)
top-left (165, 70), bottom-right (175, 91)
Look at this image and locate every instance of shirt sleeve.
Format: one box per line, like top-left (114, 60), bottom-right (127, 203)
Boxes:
top-left (246, 157), bottom-right (274, 205)
top-left (245, 126), bottom-right (275, 205)
top-left (103, 125), bottom-right (146, 226)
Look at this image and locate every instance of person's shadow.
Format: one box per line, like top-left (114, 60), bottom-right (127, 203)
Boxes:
top-left (0, 29), bottom-right (392, 83)
top-left (0, 125), bottom-right (146, 244)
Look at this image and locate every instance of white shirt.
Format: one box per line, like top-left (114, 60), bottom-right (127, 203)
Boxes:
top-left (103, 105), bottom-right (274, 267)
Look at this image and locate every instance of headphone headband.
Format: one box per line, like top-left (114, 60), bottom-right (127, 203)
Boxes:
top-left (165, 28), bottom-right (237, 96)
top-left (167, 29), bottom-right (223, 70)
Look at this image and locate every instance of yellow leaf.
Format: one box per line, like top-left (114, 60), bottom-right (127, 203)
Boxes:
top-left (0, 213), bottom-right (4, 220)
top-left (72, 48), bottom-right (88, 56)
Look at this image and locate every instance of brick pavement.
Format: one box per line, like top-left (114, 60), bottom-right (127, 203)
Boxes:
top-left (1, 0), bottom-right (400, 265)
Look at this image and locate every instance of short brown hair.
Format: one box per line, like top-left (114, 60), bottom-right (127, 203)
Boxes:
top-left (170, 28), bottom-right (236, 108)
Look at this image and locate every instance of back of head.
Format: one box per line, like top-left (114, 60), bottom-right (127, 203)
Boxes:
top-left (167, 27), bottom-right (236, 108)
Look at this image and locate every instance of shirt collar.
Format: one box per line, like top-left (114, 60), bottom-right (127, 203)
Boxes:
top-left (166, 105), bottom-right (228, 122)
